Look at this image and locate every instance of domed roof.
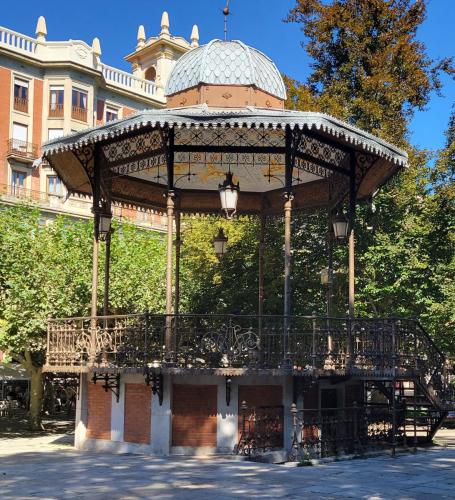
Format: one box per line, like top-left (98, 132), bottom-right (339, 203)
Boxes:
top-left (165, 39), bottom-right (287, 100)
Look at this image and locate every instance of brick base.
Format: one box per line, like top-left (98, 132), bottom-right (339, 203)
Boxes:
top-left (87, 383), bottom-right (111, 440)
top-left (124, 383), bottom-right (151, 444)
top-left (172, 385), bottom-right (217, 447)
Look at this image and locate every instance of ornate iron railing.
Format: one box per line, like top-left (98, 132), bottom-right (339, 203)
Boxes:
top-left (235, 402), bottom-right (284, 456)
top-left (6, 138), bottom-right (38, 160)
top-left (289, 402), bottom-right (410, 460)
top-left (45, 314), bottom-right (448, 384)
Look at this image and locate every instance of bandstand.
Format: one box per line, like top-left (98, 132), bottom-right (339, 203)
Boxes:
top-left (42, 39), bottom-right (451, 458)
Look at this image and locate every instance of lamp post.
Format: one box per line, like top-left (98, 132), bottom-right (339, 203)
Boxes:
top-left (98, 212), bottom-right (113, 317)
top-left (219, 172), bottom-right (239, 219)
top-left (213, 228), bottom-right (228, 259)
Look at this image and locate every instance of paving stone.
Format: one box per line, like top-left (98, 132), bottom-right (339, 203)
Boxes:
top-left (0, 430), bottom-right (454, 499)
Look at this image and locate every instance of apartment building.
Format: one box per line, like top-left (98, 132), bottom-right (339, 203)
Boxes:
top-left (0, 12), bottom-right (198, 230)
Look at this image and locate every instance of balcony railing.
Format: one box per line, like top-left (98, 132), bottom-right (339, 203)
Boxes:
top-left (45, 313), bottom-right (449, 395)
top-left (100, 63), bottom-right (160, 97)
top-left (6, 139), bottom-right (38, 160)
top-left (0, 26), bottom-right (37, 54)
top-left (49, 103), bottom-right (64, 118)
top-left (0, 182), bottom-right (52, 203)
top-left (71, 106), bottom-right (87, 122)
top-left (13, 96), bottom-right (28, 113)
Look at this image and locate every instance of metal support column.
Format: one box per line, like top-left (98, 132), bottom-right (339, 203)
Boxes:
top-left (164, 126), bottom-right (175, 360)
top-left (283, 196), bottom-right (293, 361)
top-left (348, 152), bottom-right (356, 319)
top-left (258, 213), bottom-right (266, 336)
top-left (283, 126), bottom-right (294, 364)
top-left (165, 192), bottom-right (175, 356)
top-left (174, 210), bottom-right (181, 316)
top-left (103, 230), bottom-right (111, 317)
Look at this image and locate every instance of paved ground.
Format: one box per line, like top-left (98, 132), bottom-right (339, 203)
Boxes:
top-left (0, 430), bottom-right (454, 499)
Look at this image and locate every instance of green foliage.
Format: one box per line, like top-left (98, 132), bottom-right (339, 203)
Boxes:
top-left (282, 0), bottom-right (455, 353)
top-left (0, 206), bottom-right (167, 364)
top-left (0, 206), bottom-right (92, 362)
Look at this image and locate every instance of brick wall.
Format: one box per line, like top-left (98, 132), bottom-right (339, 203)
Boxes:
top-left (122, 106), bottom-right (135, 117)
top-left (0, 67), bottom-right (11, 185)
top-left (31, 78), bottom-right (43, 191)
top-left (172, 384), bottom-right (217, 447)
top-left (123, 383), bottom-right (151, 444)
top-left (238, 385), bottom-right (283, 409)
top-left (86, 383), bottom-right (112, 440)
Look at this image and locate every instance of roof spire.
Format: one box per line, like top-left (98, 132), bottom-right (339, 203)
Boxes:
top-left (35, 15), bottom-right (47, 42)
top-left (160, 11), bottom-right (170, 38)
top-left (190, 25), bottom-right (199, 48)
top-left (223, 1), bottom-right (230, 41)
top-left (137, 25), bottom-right (146, 49)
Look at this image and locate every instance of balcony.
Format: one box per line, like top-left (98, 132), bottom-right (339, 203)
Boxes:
top-left (0, 182), bottom-right (50, 203)
top-left (49, 103), bottom-right (64, 118)
top-left (13, 96), bottom-right (28, 113)
top-left (71, 105), bottom-right (87, 122)
top-left (6, 139), bottom-right (38, 162)
top-left (45, 313), bottom-right (449, 388)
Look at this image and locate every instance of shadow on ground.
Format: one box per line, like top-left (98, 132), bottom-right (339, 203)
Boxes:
top-left (0, 437), bottom-right (455, 499)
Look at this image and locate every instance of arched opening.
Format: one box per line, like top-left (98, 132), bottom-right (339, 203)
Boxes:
top-left (144, 67), bottom-right (156, 82)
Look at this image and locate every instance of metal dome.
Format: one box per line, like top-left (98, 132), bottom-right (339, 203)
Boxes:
top-left (165, 39), bottom-right (287, 100)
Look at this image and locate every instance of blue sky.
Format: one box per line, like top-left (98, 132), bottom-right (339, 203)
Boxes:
top-left (3, 0), bottom-right (454, 150)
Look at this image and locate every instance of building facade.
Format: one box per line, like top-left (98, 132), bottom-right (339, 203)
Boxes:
top-left (0, 12), bottom-right (198, 230)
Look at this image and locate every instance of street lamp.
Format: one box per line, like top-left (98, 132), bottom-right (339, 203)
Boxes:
top-left (219, 172), bottom-right (239, 219)
top-left (332, 211), bottom-right (349, 240)
top-left (213, 228), bottom-right (228, 259)
top-left (98, 213), bottom-right (112, 241)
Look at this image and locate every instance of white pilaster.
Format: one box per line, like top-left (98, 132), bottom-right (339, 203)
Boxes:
top-left (283, 375), bottom-right (294, 452)
top-left (217, 377), bottom-right (238, 453)
top-left (151, 374), bottom-right (172, 455)
top-left (74, 373), bottom-right (88, 449)
top-left (111, 378), bottom-right (125, 442)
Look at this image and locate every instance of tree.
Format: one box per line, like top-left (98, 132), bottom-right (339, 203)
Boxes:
top-left (0, 206), bottom-right (92, 429)
top-left (286, 0), bottom-right (453, 145)
top-left (0, 205), bottom-right (167, 429)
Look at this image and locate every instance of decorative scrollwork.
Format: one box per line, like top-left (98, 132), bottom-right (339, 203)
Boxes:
top-left (201, 324), bottom-right (260, 367)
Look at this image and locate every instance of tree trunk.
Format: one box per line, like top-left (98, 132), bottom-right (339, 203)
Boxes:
top-left (22, 351), bottom-right (44, 431)
top-left (29, 365), bottom-right (43, 430)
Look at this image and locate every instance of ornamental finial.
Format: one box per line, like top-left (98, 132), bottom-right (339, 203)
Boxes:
top-left (190, 25), bottom-right (199, 48)
top-left (92, 37), bottom-right (101, 57)
top-left (160, 11), bottom-right (170, 38)
top-left (223, 1), bottom-right (230, 41)
top-left (137, 25), bottom-right (146, 48)
top-left (35, 15), bottom-right (47, 42)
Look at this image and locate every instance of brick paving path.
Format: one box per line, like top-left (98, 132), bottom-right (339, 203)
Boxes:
top-left (0, 430), bottom-right (454, 499)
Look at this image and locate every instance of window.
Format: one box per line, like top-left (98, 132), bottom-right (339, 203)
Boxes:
top-left (13, 79), bottom-right (28, 112)
top-left (72, 88), bottom-right (88, 121)
top-left (12, 123), bottom-right (28, 151)
top-left (145, 67), bottom-right (156, 81)
top-left (47, 175), bottom-right (62, 195)
top-left (106, 107), bottom-right (118, 122)
top-left (49, 86), bottom-right (64, 117)
top-left (72, 88), bottom-right (87, 109)
top-left (48, 129), bottom-right (64, 141)
top-left (11, 170), bottom-right (26, 194)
